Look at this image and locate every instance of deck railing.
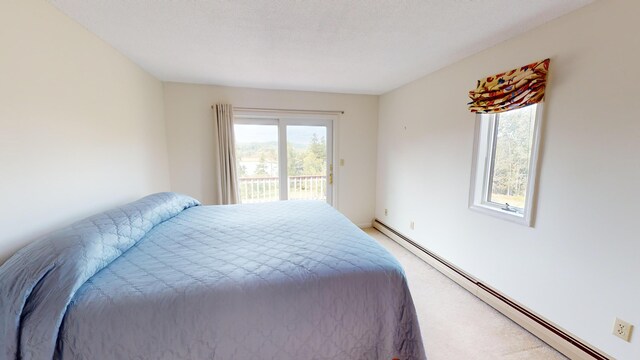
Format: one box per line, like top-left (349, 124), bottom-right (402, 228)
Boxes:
top-left (238, 175), bottom-right (326, 203)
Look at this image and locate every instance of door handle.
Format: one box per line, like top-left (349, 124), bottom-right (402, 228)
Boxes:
top-left (329, 164), bottom-right (333, 185)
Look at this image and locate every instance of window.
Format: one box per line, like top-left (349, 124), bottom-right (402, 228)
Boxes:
top-left (234, 113), bottom-right (334, 205)
top-left (234, 122), bottom-right (281, 203)
top-left (469, 104), bottom-right (543, 226)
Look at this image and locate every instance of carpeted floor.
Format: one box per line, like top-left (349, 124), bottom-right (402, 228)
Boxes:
top-left (365, 228), bottom-right (566, 360)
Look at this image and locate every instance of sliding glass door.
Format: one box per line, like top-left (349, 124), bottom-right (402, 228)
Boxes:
top-left (234, 117), bottom-right (333, 204)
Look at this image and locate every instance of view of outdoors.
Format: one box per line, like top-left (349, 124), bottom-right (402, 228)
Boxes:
top-left (287, 126), bottom-right (327, 201)
top-left (488, 105), bottom-right (536, 209)
top-left (234, 123), bottom-right (328, 203)
top-left (235, 124), bottom-right (279, 202)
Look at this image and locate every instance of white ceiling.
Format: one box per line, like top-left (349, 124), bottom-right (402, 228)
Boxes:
top-left (50, 0), bottom-right (593, 95)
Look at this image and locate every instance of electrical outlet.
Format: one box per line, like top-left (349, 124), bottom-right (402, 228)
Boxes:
top-left (410, 221), bottom-right (415, 230)
top-left (613, 318), bottom-right (633, 342)
top-left (384, 209), bottom-right (388, 216)
top-left (339, 159), bottom-right (345, 166)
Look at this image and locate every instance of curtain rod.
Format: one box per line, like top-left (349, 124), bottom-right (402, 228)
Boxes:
top-left (210, 106), bottom-right (344, 115)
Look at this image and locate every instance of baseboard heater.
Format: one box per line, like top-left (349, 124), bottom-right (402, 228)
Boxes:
top-left (373, 219), bottom-right (612, 360)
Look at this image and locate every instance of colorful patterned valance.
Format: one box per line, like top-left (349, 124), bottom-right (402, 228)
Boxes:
top-left (468, 59), bottom-right (550, 114)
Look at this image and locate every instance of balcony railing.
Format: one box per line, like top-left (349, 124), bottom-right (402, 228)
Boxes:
top-left (238, 175), bottom-right (326, 203)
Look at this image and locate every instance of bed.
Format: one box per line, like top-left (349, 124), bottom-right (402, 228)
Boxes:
top-left (0, 193), bottom-right (425, 360)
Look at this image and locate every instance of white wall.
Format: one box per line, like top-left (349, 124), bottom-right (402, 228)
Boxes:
top-left (0, 0), bottom-right (170, 263)
top-left (163, 83), bottom-right (378, 226)
top-left (376, 1), bottom-right (639, 358)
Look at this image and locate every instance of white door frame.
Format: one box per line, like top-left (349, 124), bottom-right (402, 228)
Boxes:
top-left (234, 111), bottom-right (337, 206)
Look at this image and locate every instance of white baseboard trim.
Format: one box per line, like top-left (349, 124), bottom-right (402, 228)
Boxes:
top-left (356, 221), bottom-right (374, 229)
top-left (373, 219), bottom-right (613, 360)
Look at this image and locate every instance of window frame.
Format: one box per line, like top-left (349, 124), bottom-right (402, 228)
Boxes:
top-left (468, 103), bottom-right (544, 227)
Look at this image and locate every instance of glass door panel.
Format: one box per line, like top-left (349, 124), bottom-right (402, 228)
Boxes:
top-left (234, 117), bottom-right (334, 205)
top-left (234, 124), bottom-right (279, 203)
top-left (286, 125), bottom-right (329, 202)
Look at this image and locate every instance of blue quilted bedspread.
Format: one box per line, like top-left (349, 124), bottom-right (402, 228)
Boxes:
top-left (0, 193), bottom-right (425, 359)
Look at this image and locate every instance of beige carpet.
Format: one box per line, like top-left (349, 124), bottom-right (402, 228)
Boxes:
top-left (365, 228), bottom-right (566, 360)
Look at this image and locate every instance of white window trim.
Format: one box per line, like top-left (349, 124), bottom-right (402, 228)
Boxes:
top-left (468, 103), bottom-right (544, 227)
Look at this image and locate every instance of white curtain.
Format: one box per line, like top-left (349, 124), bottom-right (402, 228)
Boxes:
top-left (213, 104), bottom-right (239, 204)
